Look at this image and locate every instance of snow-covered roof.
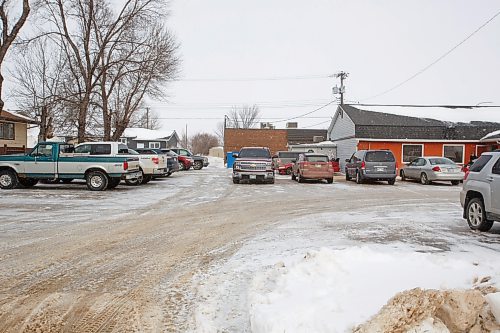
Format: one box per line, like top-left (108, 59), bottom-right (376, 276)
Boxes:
top-left (480, 129), bottom-right (500, 142)
top-left (121, 128), bottom-right (176, 141)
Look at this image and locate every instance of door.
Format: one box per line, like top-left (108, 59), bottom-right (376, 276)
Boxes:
top-left (25, 144), bottom-right (56, 177)
top-left (490, 157), bottom-right (500, 215)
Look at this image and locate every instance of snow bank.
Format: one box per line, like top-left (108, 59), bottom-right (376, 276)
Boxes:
top-left (248, 246), bottom-right (500, 333)
top-left (207, 156), bottom-right (224, 168)
top-left (122, 127), bottom-right (174, 140)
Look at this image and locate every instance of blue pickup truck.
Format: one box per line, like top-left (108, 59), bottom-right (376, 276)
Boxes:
top-left (0, 142), bottom-right (141, 191)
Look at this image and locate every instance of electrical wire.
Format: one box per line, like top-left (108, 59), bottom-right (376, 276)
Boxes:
top-left (360, 8), bottom-right (500, 101)
top-left (301, 119), bottom-right (332, 129)
top-left (169, 74), bottom-right (334, 82)
top-left (269, 100), bottom-right (337, 124)
top-left (350, 103), bottom-right (500, 109)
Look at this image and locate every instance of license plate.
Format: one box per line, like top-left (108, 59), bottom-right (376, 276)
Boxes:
top-left (250, 175), bottom-right (256, 179)
top-left (316, 165), bottom-right (322, 168)
top-left (376, 167), bottom-right (384, 172)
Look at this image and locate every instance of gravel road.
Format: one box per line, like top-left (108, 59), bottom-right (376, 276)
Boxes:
top-left (0, 167), bottom-right (498, 332)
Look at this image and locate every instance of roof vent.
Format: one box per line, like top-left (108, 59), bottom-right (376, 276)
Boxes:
top-left (260, 122), bottom-right (275, 129)
top-left (286, 122), bottom-right (298, 128)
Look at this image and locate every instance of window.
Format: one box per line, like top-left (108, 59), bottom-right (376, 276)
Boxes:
top-left (492, 158), bottom-right (500, 175)
top-left (414, 158), bottom-right (426, 166)
top-left (30, 144), bottom-right (53, 158)
top-left (118, 144), bottom-right (129, 154)
top-left (149, 142), bottom-right (160, 149)
top-left (429, 158), bottom-right (455, 165)
top-left (443, 145), bottom-right (464, 164)
top-left (469, 155), bottom-right (492, 172)
top-left (0, 122), bottom-right (15, 140)
top-left (90, 144), bottom-right (111, 155)
top-left (137, 143), bottom-right (145, 149)
top-left (74, 144), bottom-right (91, 154)
top-left (365, 151), bottom-right (395, 162)
top-left (306, 155), bottom-right (329, 163)
top-left (402, 144), bottom-right (423, 163)
top-left (119, 138), bottom-right (127, 144)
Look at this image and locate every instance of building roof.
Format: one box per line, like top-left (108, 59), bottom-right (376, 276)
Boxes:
top-left (286, 129), bottom-right (327, 145)
top-left (0, 110), bottom-right (38, 124)
top-left (121, 128), bottom-right (177, 141)
top-left (481, 130), bottom-right (500, 142)
top-left (339, 105), bottom-right (500, 141)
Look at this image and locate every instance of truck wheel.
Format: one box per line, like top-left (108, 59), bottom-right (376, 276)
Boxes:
top-left (0, 169), bottom-right (19, 189)
top-left (193, 161), bottom-right (203, 170)
top-left (269, 178), bottom-right (275, 184)
top-left (107, 177), bottom-right (121, 189)
top-left (388, 178), bottom-right (396, 185)
top-left (142, 175), bottom-right (152, 184)
top-left (126, 170), bottom-right (143, 186)
top-left (327, 178), bottom-right (333, 184)
top-left (451, 180), bottom-right (460, 186)
top-left (86, 171), bottom-right (108, 191)
top-left (466, 198), bottom-right (493, 231)
top-left (298, 173), bottom-right (304, 183)
top-left (18, 178), bottom-right (39, 188)
top-left (232, 178), bottom-right (239, 184)
top-left (291, 172), bottom-right (296, 181)
top-left (165, 172), bottom-right (172, 178)
top-left (345, 170), bottom-right (351, 181)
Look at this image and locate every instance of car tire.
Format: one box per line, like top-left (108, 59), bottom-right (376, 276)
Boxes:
top-left (388, 178), bottom-right (396, 185)
top-left (291, 172), bottom-right (296, 181)
top-left (193, 161), bottom-right (203, 170)
top-left (451, 180), bottom-right (460, 186)
top-left (178, 162), bottom-right (185, 171)
top-left (125, 170), bottom-right (143, 186)
top-left (86, 170), bottom-right (108, 191)
top-left (420, 173), bottom-right (430, 185)
top-left (107, 177), bottom-right (121, 189)
top-left (165, 172), bottom-right (172, 178)
top-left (18, 178), bottom-right (39, 188)
top-left (0, 169), bottom-right (19, 189)
top-left (286, 168), bottom-right (292, 175)
top-left (269, 178), bottom-right (275, 184)
top-left (356, 171), bottom-right (363, 184)
top-left (142, 175), bottom-right (152, 184)
top-left (298, 173), bottom-right (304, 183)
top-left (232, 178), bottom-right (239, 184)
top-left (327, 178), bottom-right (333, 184)
top-left (345, 170), bottom-right (351, 181)
top-left (466, 198), bottom-right (494, 231)
top-left (400, 170), bottom-right (406, 181)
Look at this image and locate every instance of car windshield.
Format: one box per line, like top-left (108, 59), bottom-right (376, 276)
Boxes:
top-left (239, 148), bottom-right (271, 158)
top-left (306, 155), bottom-right (329, 162)
top-left (429, 158), bottom-right (455, 165)
top-left (128, 149), bottom-right (140, 155)
top-left (365, 151), bottom-right (395, 162)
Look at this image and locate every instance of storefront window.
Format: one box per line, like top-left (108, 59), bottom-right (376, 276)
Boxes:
top-left (402, 144), bottom-right (423, 163)
top-left (443, 145), bottom-right (464, 164)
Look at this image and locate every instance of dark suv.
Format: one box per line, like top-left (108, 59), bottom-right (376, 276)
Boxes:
top-left (169, 148), bottom-right (209, 170)
top-left (345, 150), bottom-right (397, 185)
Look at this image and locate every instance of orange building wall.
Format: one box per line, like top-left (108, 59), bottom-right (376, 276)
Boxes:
top-left (357, 141), bottom-right (482, 165)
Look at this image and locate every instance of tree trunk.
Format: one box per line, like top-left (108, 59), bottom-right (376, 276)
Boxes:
top-left (0, 71), bottom-right (4, 112)
top-left (77, 98), bottom-right (89, 143)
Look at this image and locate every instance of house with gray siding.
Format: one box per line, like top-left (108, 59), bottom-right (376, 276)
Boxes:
top-left (120, 128), bottom-right (180, 149)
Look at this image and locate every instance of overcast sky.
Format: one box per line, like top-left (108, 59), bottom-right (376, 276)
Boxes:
top-left (6, 1), bottom-right (500, 137)
top-left (145, 0), bottom-right (500, 136)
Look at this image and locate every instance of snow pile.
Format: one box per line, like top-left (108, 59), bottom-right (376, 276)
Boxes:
top-left (122, 127), bottom-right (174, 140)
top-left (248, 246), bottom-right (500, 333)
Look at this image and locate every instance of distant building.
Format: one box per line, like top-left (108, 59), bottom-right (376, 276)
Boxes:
top-left (328, 105), bottom-right (500, 169)
top-left (119, 128), bottom-right (180, 149)
top-left (0, 110), bottom-right (38, 154)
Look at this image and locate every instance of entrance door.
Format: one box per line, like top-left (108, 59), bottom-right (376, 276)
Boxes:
top-left (25, 144), bottom-right (56, 177)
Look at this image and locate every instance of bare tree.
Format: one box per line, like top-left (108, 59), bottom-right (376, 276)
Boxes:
top-left (214, 121), bottom-right (224, 144)
top-left (0, 0), bottom-right (30, 112)
top-left (190, 132), bottom-right (219, 155)
top-left (227, 104), bottom-right (260, 128)
top-left (131, 108), bottom-right (162, 130)
top-left (11, 38), bottom-right (65, 141)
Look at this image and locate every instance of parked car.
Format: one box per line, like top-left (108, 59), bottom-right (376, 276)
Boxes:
top-left (137, 148), bottom-right (179, 177)
top-left (401, 157), bottom-right (464, 185)
top-left (345, 150), bottom-right (397, 185)
top-left (125, 148), bottom-right (168, 184)
top-left (291, 153), bottom-right (334, 183)
top-left (273, 151), bottom-right (305, 175)
top-left (331, 158), bottom-right (341, 173)
top-left (163, 149), bottom-right (193, 171)
top-left (169, 148), bottom-right (209, 170)
top-left (460, 152), bottom-right (500, 231)
top-left (232, 147), bottom-right (274, 184)
top-left (0, 142), bottom-right (141, 191)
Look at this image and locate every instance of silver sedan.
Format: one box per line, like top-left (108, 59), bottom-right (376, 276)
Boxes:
top-left (401, 156), bottom-right (465, 185)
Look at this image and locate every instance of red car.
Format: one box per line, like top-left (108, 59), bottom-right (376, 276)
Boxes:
top-left (273, 151), bottom-right (305, 175)
top-left (292, 153), bottom-right (334, 183)
top-left (176, 154), bottom-right (193, 170)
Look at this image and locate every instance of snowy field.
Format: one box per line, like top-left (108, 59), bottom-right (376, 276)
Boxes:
top-left (0, 159), bottom-right (499, 332)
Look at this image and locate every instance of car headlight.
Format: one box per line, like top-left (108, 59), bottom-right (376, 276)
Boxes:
top-left (234, 162), bottom-right (241, 169)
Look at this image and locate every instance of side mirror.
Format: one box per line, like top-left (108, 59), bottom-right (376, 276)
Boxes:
top-left (232, 153), bottom-right (239, 158)
top-left (291, 159), bottom-right (296, 163)
top-left (345, 159), bottom-right (350, 163)
top-left (272, 155), bottom-right (278, 159)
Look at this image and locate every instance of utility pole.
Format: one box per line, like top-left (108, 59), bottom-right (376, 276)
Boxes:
top-left (185, 123), bottom-right (188, 148)
top-left (146, 107), bottom-right (150, 129)
top-left (333, 71), bottom-right (349, 105)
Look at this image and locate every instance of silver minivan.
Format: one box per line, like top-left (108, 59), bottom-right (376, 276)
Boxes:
top-left (345, 150), bottom-right (397, 185)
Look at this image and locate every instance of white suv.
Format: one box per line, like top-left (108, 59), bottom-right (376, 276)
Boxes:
top-left (460, 151), bottom-right (500, 231)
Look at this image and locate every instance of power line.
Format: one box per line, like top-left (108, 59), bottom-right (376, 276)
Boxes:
top-left (169, 74), bottom-right (334, 82)
top-left (361, 8), bottom-right (500, 101)
top-left (350, 103), bottom-right (500, 109)
top-left (155, 116), bottom-right (332, 120)
top-left (269, 100), bottom-right (337, 124)
top-left (301, 119), bottom-right (332, 129)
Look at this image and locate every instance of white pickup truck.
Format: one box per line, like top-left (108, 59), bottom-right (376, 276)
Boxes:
top-left (74, 142), bottom-right (167, 185)
top-left (0, 142), bottom-right (141, 191)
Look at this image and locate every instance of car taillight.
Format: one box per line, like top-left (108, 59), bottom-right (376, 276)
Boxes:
top-left (361, 161), bottom-right (366, 169)
top-left (432, 166), bottom-right (441, 172)
top-left (152, 157), bottom-right (159, 164)
top-left (464, 170), bottom-right (470, 180)
top-left (123, 161), bottom-right (128, 170)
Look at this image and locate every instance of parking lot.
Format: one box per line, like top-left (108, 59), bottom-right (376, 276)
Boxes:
top-left (1, 164), bottom-right (499, 332)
